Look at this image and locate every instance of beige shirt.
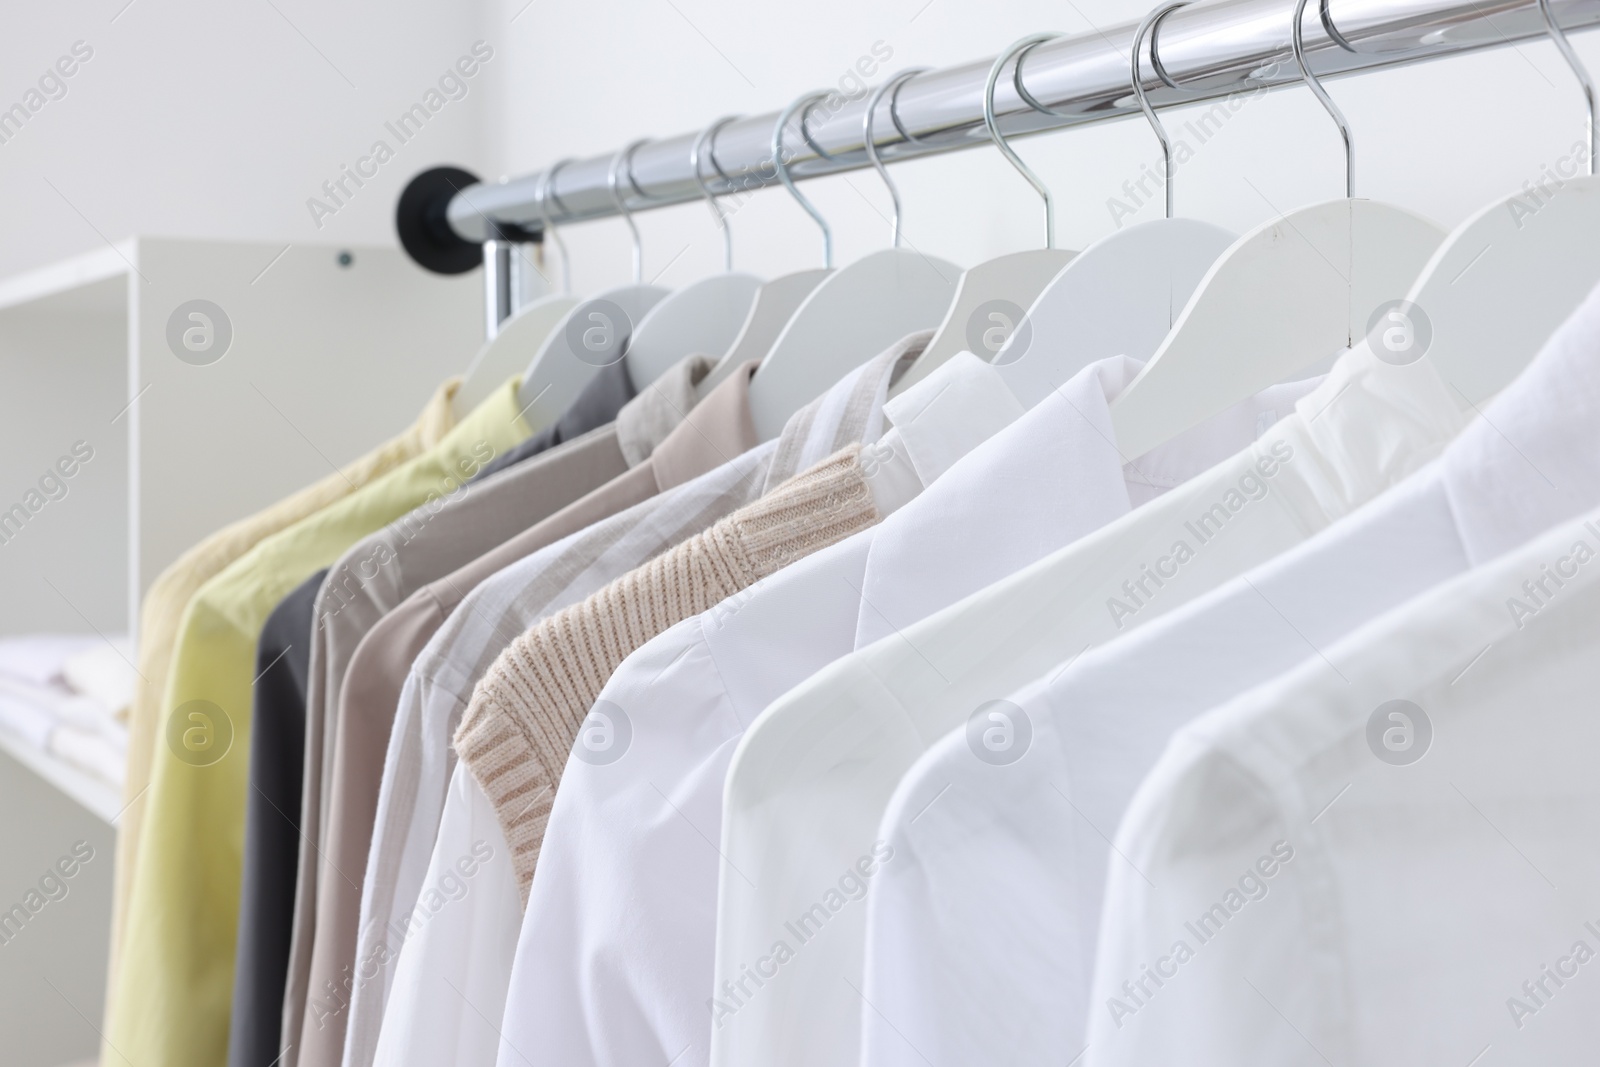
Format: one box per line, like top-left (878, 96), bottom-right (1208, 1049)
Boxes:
top-left (320, 359), bottom-right (760, 1067)
top-left (283, 358), bottom-right (707, 1067)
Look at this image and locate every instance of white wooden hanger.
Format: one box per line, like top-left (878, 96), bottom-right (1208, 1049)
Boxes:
top-left (516, 150), bottom-right (669, 429)
top-left (891, 46), bottom-right (1078, 396)
top-left (1395, 0), bottom-right (1600, 408)
top-left (698, 268), bottom-right (830, 398)
top-left (623, 124), bottom-right (764, 386)
top-left (1109, 0), bottom-right (1446, 459)
top-left (456, 290), bottom-right (579, 412)
top-left (693, 114), bottom-right (831, 398)
top-left (943, 26), bottom-right (1239, 409)
top-left (746, 89), bottom-right (960, 441)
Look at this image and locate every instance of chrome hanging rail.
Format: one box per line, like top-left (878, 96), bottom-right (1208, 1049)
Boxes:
top-left (399, 0), bottom-right (1600, 268)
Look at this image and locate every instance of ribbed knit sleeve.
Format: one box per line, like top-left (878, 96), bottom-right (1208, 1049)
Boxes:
top-left (454, 443), bottom-right (881, 902)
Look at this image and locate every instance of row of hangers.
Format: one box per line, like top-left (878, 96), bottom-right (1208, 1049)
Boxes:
top-left (455, 0), bottom-right (1600, 458)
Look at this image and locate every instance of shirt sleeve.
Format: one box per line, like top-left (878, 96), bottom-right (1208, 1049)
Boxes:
top-left (369, 763), bottom-right (521, 1067)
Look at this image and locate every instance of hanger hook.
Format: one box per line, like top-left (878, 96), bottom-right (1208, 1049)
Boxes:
top-left (536, 158), bottom-right (574, 295)
top-left (864, 68), bottom-right (928, 248)
top-left (692, 115), bottom-right (740, 271)
top-left (985, 33), bottom-right (1062, 248)
top-left (1537, 0), bottom-right (1597, 176)
top-left (773, 90), bottom-right (834, 268)
top-left (1131, 2), bottom-right (1189, 219)
top-left (608, 139), bottom-right (649, 284)
top-left (1291, 0), bottom-right (1354, 197)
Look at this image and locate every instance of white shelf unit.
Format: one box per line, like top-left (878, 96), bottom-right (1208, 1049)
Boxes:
top-left (0, 237), bottom-right (480, 1067)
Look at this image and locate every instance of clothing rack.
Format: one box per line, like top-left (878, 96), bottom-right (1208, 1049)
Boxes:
top-left (453, 0), bottom-right (1600, 231)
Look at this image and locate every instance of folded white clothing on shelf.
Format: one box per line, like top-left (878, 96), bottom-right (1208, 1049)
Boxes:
top-left (0, 632), bottom-right (107, 688)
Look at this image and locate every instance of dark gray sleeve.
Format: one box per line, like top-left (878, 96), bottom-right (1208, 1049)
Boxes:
top-left (471, 359), bottom-right (636, 482)
top-left (228, 568), bottom-right (325, 1067)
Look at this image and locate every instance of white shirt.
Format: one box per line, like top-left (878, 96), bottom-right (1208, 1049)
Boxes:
top-left (1086, 497), bottom-right (1600, 1066)
top-left (502, 354), bottom-right (1312, 1067)
top-left (366, 350), bottom-right (912, 1067)
top-left (712, 342), bottom-right (1468, 1067)
top-left (860, 274), bottom-right (1600, 1067)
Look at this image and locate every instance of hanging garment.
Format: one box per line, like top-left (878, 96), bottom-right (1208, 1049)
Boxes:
top-left (1085, 498), bottom-right (1600, 1066)
top-left (495, 351), bottom-right (1313, 1067)
top-left (282, 355), bottom-right (707, 1067)
top-left (458, 445), bottom-right (885, 901)
top-left (107, 379), bottom-right (532, 1067)
top-left (858, 276), bottom-right (1600, 1067)
top-left (363, 338), bottom-right (927, 1067)
top-left (230, 568), bottom-right (327, 1067)
top-left (472, 357), bottom-right (631, 482)
top-left (102, 379), bottom-right (457, 1048)
top-left (336, 356), bottom-right (761, 1067)
top-left (711, 341), bottom-right (1469, 1067)
top-left (343, 334), bottom-right (919, 1067)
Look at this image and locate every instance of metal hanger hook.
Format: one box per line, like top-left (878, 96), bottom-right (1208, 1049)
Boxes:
top-left (1291, 0), bottom-right (1354, 197)
top-left (692, 115), bottom-right (741, 271)
top-left (1537, 0), bottom-right (1597, 176)
top-left (1131, 2), bottom-right (1189, 219)
top-left (985, 33), bottom-right (1063, 248)
top-left (537, 158), bottom-right (574, 295)
top-left (864, 68), bottom-right (929, 248)
top-left (774, 90), bottom-right (834, 268)
top-left (608, 139), bottom-right (650, 284)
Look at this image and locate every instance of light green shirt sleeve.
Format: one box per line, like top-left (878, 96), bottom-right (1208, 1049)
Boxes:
top-left (108, 379), bottom-right (530, 1067)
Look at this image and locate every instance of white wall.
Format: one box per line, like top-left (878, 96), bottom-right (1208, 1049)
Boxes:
top-left (484, 0), bottom-right (1600, 297)
top-left (9, 0), bottom-right (1598, 295)
top-left (1, 0), bottom-right (498, 280)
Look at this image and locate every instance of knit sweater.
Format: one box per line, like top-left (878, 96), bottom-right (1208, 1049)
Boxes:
top-left (454, 443), bottom-right (882, 901)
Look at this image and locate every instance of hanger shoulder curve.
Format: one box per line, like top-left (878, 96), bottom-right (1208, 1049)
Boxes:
top-left (1410, 175), bottom-right (1600, 408)
top-left (698, 269), bottom-right (832, 400)
top-left (747, 249), bottom-right (960, 441)
top-left (457, 293), bottom-right (580, 414)
top-left (516, 283), bottom-right (668, 430)
top-left (623, 272), bottom-right (763, 388)
top-left (1109, 199), bottom-right (1446, 458)
top-left (992, 218), bottom-right (1237, 409)
top-left (889, 248), bottom-right (1077, 398)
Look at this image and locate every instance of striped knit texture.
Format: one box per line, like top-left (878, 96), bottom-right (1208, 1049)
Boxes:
top-left (454, 443), bottom-right (881, 903)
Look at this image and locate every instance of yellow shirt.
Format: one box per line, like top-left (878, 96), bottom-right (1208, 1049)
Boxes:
top-left (107, 379), bottom-right (529, 1067)
top-left (103, 381), bottom-right (458, 1041)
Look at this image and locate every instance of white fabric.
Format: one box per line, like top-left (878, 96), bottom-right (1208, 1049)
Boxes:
top-left (0, 633), bottom-right (104, 687)
top-left (370, 764), bottom-right (519, 1067)
top-left (502, 355), bottom-right (1313, 1067)
top-left (363, 350), bottom-right (910, 1067)
top-left (1086, 500), bottom-right (1600, 1067)
top-left (60, 639), bottom-right (138, 720)
top-left (712, 341), bottom-right (1469, 1067)
top-left (861, 276), bottom-right (1600, 1067)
